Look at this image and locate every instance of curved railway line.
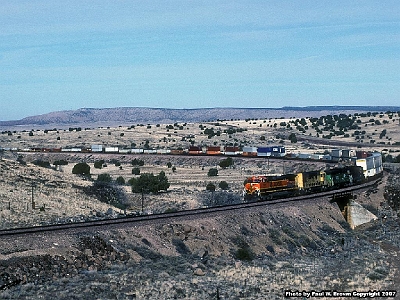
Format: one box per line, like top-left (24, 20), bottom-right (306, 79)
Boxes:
top-left (0, 176), bottom-right (382, 238)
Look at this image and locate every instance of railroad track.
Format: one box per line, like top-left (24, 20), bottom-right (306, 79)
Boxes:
top-left (0, 177), bottom-right (381, 238)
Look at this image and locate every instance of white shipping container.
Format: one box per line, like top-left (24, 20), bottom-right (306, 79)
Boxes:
top-left (105, 147), bottom-right (119, 153)
top-left (91, 144), bottom-right (103, 152)
top-left (224, 151), bottom-right (242, 156)
top-left (156, 149), bottom-right (170, 154)
top-left (131, 149), bottom-right (144, 154)
top-left (144, 149), bottom-right (157, 154)
top-left (119, 149), bottom-right (131, 154)
top-left (243, 146), bottom-right (258, 153)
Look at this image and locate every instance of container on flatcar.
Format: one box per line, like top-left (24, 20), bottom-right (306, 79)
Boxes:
top-left (156, 149), bottom-right (171, 154)
top-left (331, 149), bottom-right (342, 162)
top-left (342, 149), bottom-right (356, 159)
top-left (223, 146), bottom-right (241, 156)
top-left (188, 146), bottom-right (203, 155)
top-left (356, 151), bottom-right (369, 159)
top-left (257, 147), bottom-right (272, 157)
top-left (131, 148), bottom-right (144, 154)
top-left (119, 149), bottom-right (131, 154)
top-left (242, 146), bottom-right (258, 157)
top-left (206, 146), bottom-right (221, 155)
top-left (143, 149), bottom-right (157, 154)
top-left (91, 144), bottom-right (103, 152)
top-left (354, 152), bottom-right (382, 178)
top-left (170, 149), bottom-right (184, 155)
top-left (105, 147), bottom-right (119, 153)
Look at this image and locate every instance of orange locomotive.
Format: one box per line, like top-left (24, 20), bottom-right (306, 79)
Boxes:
top-left (243, 174), bottom-right (297, 200)
top-left (243, 166), bottom-right (366, 201)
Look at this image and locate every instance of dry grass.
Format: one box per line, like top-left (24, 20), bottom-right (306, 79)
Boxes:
top-left (0, 111), bottom-right (400, 298)
top-left (2, 112), bottom-right (399, 154)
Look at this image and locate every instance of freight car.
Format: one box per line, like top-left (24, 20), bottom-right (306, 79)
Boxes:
top-left (243, 165), bottom-right (366, 201)
top-left (243, 174), bottom-right (297, 199)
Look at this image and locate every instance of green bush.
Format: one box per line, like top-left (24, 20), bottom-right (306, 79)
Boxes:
top-left (72, 162), bottom-right (90, 176)
top-left (131, 171), bottom-right (170, 194)
top-left (132, 167), bottom-right (141, 175)
top-left (219, 157), bottom-right (234, 169)
top-left (219, 181), bottom-right (229, 190)
top-left (94, 160), bottom-right (104, 169)
top-left (207, 168), bottom-right (218, 176)
top-left (131, 158), bottom-right (144, 166)
top-left (115, 176), bottom-right (125, 185)
top-left (288, 133), bottom-right (297, 143)
top-left (235, 247), bottom-right (254, 261)
top-left (206, 183), bottom-right (216, 192)
top-left (97, 173), bottom-right (112, 183)
top-left (232, 237), bottom-right (254, 261)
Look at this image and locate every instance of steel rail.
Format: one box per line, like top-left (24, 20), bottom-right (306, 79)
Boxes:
top-left (0, 177), bottom-right (381, 237)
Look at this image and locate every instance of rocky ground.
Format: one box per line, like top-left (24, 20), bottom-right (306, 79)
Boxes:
top-left (1, 114), bottom-right (400, 299)
top-left (0, 164), bottom-right (399, 299)
top-left (0, 152), bottom-right (328, 228)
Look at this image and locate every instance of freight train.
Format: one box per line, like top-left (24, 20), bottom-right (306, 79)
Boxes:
top-left (2, 144), bottom-right (382, 174)
top-left (243, 164), bottom-right (379, 201)
top-left (5, 145), bottom-right (285, 157)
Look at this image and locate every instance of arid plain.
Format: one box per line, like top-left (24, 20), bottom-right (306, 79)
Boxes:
top-left (1, 110), bottom-right (400, 299)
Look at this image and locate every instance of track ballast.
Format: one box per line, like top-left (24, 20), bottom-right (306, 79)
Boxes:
top-left (0, 177), bottom-right (381, 238)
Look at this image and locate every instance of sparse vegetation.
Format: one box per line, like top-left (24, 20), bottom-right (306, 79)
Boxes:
top-left (206, 182), bottom-right (216, 192)
top-left (131, 158), bottom-right (145, 166)
top-left (96, 173), bottom-right (112, 183)
top-left (218, 181), bottom-right (229, 190)
top-left (130, 171), bottom-right (170, 194)
top-left (94, 160), bottom-right (105, 169)
top-left (207, 168), bottom-right (218, 177)
top-left (0, 108), bottom-right (400, 298)
top-left (115, 176), bottom-right (126, 185)
top-left (72, 162), bottom-right (90, 176)
top-left (132, 167), bottom-right (141, 175)
top-left (232, 237), bottom-right (254, 261)
top-left (219, 157), bottom-right (234, 169)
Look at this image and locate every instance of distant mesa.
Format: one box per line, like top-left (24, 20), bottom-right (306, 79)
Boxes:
top-left (1, 106), bottom-right (400, 128)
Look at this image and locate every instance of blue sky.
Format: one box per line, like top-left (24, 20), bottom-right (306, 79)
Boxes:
top-left (0, 1), bottom-right (399, 121)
